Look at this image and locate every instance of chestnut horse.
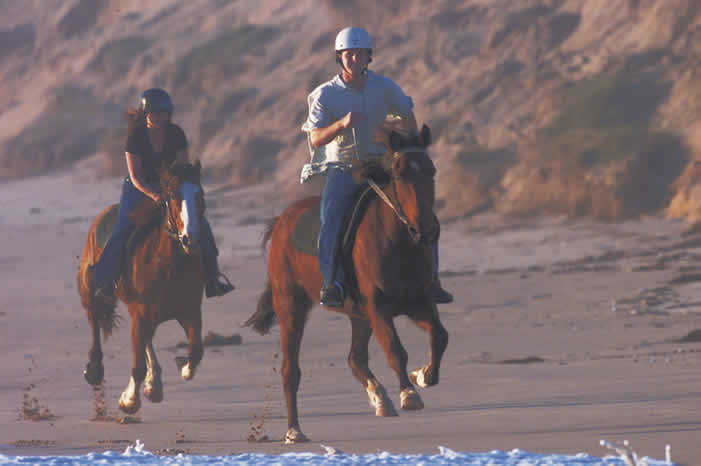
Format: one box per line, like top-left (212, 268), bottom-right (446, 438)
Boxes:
top-left (77, 161), bottom-right (206, 414)
top-left (244, 125), bottom-right (449, 444)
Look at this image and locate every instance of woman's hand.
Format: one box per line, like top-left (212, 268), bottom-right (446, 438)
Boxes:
top-left (149, 192), bottom-right (162, 204)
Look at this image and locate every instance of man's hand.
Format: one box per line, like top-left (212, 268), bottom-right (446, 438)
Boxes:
top-left (340, 111), bottom-right (367, 129)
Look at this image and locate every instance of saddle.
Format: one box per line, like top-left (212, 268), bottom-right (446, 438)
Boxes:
top-left (290, 185), bottom-right (377, 258)
top-left (95, 204), bottom-right (159, 253)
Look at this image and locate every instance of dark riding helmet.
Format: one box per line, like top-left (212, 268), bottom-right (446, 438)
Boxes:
top-left (140, 88), bottom-right (174, 114)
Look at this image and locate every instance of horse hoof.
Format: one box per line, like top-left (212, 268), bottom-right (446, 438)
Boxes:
top-left (400, 388), bottom-right (424, 411)
top-left (375, 401), bottom-right (399, 417)
top-left (144, 382), bottom-right (163, 403)
top-left (409, 367), bottom-right (429, 388)
top-left (118, 393), bottom-right (141, 414)
top-left (84, 362), bottom-right (104, 386)
top-left (284, 427), bottom-right (309, 444)
top-left (174, 356), bottom-right (188, 370)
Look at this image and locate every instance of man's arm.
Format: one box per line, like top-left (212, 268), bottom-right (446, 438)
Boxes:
top-left (308, 111), bottom-right (368, 149)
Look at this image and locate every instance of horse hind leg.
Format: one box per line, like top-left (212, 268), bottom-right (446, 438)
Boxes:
top-left (175, 314), bottom-right (203, 381)
top-left (276, 286), bottom-right (312, 444)
top-left (348, 317), bottom-right (397, 417)
top-left (143, 342), bottom-right (163, 403)
top-left (83, 297), bottom-right (118, 386)
top-left (84, 309), bottom-right (104, 386)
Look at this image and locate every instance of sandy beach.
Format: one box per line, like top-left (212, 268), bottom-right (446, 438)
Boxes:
top-left (1, 167), bottom-right (701, 465)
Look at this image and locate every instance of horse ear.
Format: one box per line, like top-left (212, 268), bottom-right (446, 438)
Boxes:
top-left (389, 131), bottom-right (403, 152)
top-left (419, 124), bottom-right (432, 147)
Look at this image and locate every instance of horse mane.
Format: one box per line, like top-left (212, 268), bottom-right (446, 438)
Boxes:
top-left (127, 161), bottom-right (203, 227)
top-left (359, 119), bottom-right (432, 185)
top-left (358, 157), bottom-right (391, 185)
top-left (128, 197), bottom-right (162, 226)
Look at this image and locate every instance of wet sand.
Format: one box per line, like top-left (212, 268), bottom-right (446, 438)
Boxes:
top-left (1, 170), bottom-right (701, 464)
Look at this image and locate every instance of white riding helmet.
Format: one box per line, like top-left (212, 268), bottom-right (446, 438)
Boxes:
top-left (335, 27), bottom-right (372, 51)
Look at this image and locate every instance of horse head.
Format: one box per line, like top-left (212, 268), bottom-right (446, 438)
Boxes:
top-left (158, 160), bottom-right (205, 255)
top-left (387, 124), bottom-right (437, 246)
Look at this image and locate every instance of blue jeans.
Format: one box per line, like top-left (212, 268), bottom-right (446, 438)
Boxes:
top-left (319, 168), bottom-right (363, 289)
top-left (93, 177), bottom-right (219, 288)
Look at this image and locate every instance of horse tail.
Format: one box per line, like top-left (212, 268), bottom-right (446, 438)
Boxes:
top-left (243, 281), bottom-right (277, 335)
top-left (261, 216), bottom-right (278, 255)
top-left (93, 299), bottom-right (120, 339)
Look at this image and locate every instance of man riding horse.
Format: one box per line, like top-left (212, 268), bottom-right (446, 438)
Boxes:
top-left (301, 27), bottom-right (453, 307)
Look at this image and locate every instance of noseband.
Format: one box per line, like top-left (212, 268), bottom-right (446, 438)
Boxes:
top-left (163, 196), bottom-right (182, 242)
top-left (366, 148), bottom-right (438, 246)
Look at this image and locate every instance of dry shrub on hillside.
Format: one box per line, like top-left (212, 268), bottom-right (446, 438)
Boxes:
top-left (0, 85), bottom-right (108, 179)
top-left (667, 159), bottom-right (701, 225)
top-left (439, 145), bottom-right (515, 218)
top-left (172, 25), bottom-right (278, 92)
top-left (496, 64), bottom-right (687, 219)
top-left (321, 0), bottom-right (421, 32)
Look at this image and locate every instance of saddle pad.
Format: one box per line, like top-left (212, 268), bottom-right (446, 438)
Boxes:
top-left (290, 185), bottom-right (377, 257)
top-left (95, 204), bottom-right (156, 252)
top-left (96, 204), bottom-right (119, 250)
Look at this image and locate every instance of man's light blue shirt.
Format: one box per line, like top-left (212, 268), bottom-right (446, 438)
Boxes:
top-left (300, 70), bottom-right (413, 182)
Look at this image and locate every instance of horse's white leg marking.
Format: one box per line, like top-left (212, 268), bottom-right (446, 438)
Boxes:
top-left (409, 366), bottom-right (429, 388)
top-left (144, 343), bottom-right (163, 402)
top-left (366, 379), bottom-right (398, 417)
top-left (119, 376), bottom-right (141, 414)
top-left (285, 427), bottom-right (309, 444)
top-left (181, 361), bottom-right (194, 381)
top-left (400, 387), bottom-right (424, 411)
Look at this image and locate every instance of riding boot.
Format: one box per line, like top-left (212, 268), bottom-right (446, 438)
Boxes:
top-left (201, 219), bottom-right (234, 298)
top-left (431, 228), bottom-right (452, 304)
top-left (433, 279), bottom-right (454, 304)
top-left (320, 282), bottom-right (344, 307)
top-left (202, 251), bottom-right (234, 298)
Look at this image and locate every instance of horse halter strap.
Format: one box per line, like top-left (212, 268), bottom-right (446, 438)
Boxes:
top-left (367, 178), bottom-right (411, 228)
top-left (163, 197), bottom-right (180, 240)
top-left (366, 147), bottom-right (436, 244)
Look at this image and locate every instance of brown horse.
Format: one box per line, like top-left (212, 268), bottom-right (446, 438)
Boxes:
top-left (77, 161), bottom-right (206, 414)
top-left (244, 125), bottom-right (449, 444)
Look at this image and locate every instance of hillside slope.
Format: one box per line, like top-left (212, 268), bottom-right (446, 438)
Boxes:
top-left (2, 0), bottom-right (701, 221)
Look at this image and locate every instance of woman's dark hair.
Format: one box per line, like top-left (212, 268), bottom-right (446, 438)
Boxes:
top-left (125, 107), bottom-right (147, 135)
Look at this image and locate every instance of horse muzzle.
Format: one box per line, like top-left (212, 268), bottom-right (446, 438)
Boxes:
top-left (407, 216), bottom-right (439, 246)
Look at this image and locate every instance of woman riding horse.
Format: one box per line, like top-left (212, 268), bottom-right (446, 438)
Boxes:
top-left (89, 88), bottom-right (233, 300)
top-left (79, 159), bottom-right (212, 414)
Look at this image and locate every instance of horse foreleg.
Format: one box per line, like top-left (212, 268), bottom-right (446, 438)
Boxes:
top-left (175, 314), bottom-right (203, 381)
top-left (276, 291), bottom-right (310, 444)
top-left (144, 342), bottom-right (163, 402)
top-left (348, 317), bottom-right (397, 417)
top-left (369, 304), bottom-right (424, 411)
top-left (84, 308), bottom-right (104, 385)
top-left (119, 314), bottom-right (152, 414)
top-left (407, 303), bottom-right (449, 388)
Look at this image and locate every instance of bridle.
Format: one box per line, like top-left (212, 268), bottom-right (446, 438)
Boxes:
top-left (163, 194), bottom-right (182, 242)
top-left (366, 148), bottom-right (439, 246)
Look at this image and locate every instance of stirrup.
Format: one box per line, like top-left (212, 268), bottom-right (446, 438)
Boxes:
top-left (206, 272), bottom-right (235, 298)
